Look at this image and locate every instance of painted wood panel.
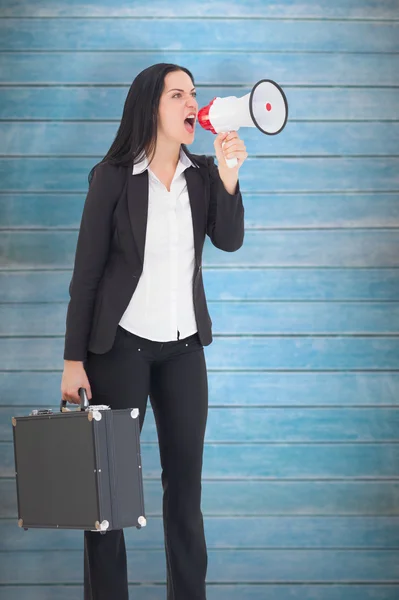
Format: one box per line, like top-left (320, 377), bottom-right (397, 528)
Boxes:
top-left (1, 19), bottom-right (398, 52)
top-left (1, 87), bottom-right (398, 121)
top-left (1, 52), bottom-right (398, 85)
top-left (3, 478), bottom-right (399, 517)
top-left (2, 301), bottom-right (399, 335)
top-left (3, 406), bottom-right (399, 443)
top-left (3, 441), bottom-right (399, 478)
top-left (2, 158), bottom-right (398, 193)
top-left (0, 549), bottom-right (398, 583)
top-left (2, 230), bottom-right (399, 269)
top-left (0, 584), bottom-right (398, 600)
top-left (1, 516), bottom-right (399, 550)
top-left (2, 193), bottom-right (399, 230)
top-left (2, 122), bottom-right (399, 156)
top-left (1, 0), bottom-right (398, 595)
top-left (1, 269), bottom-right (399, 302)
top-left (1, 0), bottom-right (398, 19)
top-left (1, 336), bottom-right (399, 370)
top-left (2, 371), bottom-right (399, 406)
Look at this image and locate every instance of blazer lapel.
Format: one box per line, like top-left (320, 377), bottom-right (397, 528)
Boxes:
top-left (127, 168), bottom-right (149, 267)
top-left (126, 162), bottom-right (206, 268)
top-left (185, 166), bottom-right (207, 267)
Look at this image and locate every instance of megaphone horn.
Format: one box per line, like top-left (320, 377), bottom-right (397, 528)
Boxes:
top-left (198, 79), bottom-right (288, 168)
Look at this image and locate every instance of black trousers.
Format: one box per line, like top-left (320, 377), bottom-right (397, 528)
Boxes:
top-left (83, 325), bottom-right (209, 600)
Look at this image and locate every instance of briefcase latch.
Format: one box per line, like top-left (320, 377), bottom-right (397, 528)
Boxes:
top-left (138, 516), bottom-right (147, 527)
top-left (87, 410), bottom-right (102, 422)
top-left (95, 519), bottom-right (109, 531)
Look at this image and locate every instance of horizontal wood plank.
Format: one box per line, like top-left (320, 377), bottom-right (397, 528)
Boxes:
top-left (0, 584), bottom-right (398, 600)
top-left (3, 406), bottom-right (399, 443)
top-left (2, 122), bottom-right (399, 157)
top-left (0, 549), bottom-right (398, 583)
top-left (2, 441), bottom-right (399, 478)
top-left (1, 270), bottom-right (398, 302)
top-left (1, 336), bottom-right (398, 370)
top-left (1, 158), bottom-right (398, 194)
top-left (1, 87), bottom-right (398, 121)
top-left (1, 516), bottom-right (398, 551)
top-left (2, 371), bottom-right (399, 406)
top-left (0, 53), bottom-right (398, 85)
top-left (2, 193), bottom-right (399, 229)
top-left (1, 0), bottom-right (398, 19)
top-left (1, 301), bottom-right (399, 335)
top-left (1, 0), bottom-right (398, 595)
top-left (2, 477), bottom-right (398, 516)
top-left (2, 230), bottom-right (399, 269)
top-left (1, 20), bottom-right (398, 52)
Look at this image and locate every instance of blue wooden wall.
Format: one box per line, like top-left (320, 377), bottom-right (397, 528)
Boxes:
top-left (1, 1), bottom-right (399, 598)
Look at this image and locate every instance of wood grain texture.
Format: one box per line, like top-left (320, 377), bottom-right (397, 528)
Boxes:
top-left (0, 53), bottom-right (398, 85)
top-left (1, 0), bottom-right (399, 19)
top-left (2, 478), bottom-right (399, 516)
top-left (2, 371), bottom-right (399, 406)
top-left (1, 87), bottom-right (398, 121)
top-left (1, 0), bottom-right (398, 594)
top-left (1, 336), bottom-right (399, 370)
top-left (2, 158), bottom-right (398, 193)
top-left (2, 122), bottom-right (399, 156)
top-left (3, 406), bottom-right (399, 443)
top-left (1, 19), bottom-right (398, 52)
top-left (1, 516), bottom-right (398, 551)
top-left (3, 441), bottom-right (399, 478)
top-left (0, 584), bottom-right (398, 600)
top-left (2, 193), bottom-right (399, 229)
top-left (2, 301), bottom-right (399, 335)
top-left (0, 549), bottom-right (398, 584)
top-left (1, 270), bottom-right (399, 302)
top-left (2, 230), bottom-right (399, 269)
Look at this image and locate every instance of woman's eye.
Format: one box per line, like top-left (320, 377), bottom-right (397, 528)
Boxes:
top-left (173, 92), bottom-right (197, 98)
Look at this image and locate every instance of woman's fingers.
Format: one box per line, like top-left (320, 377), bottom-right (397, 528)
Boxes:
top-left (61, 366), bottom-right (92, 404)
top-left (214, 131), bottom-right (247, 166)
top-left (62, 389), bottom-right (81, 404)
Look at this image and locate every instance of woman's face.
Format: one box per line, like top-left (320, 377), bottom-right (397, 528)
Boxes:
top-left (157, 70), bottom-right (198, 145)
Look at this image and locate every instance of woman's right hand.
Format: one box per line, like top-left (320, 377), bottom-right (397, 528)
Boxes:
top-left (61, 361), bottom-right (92, 405)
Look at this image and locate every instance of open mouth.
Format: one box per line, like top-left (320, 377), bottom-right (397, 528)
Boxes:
top-left (184, 117), bottom-right (195, 133)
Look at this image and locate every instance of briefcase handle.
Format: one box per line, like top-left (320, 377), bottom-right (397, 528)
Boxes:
top-left (60, 387), bottom-right (89, 413)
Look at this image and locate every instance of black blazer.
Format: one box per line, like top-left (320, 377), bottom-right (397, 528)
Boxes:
top-left (64, 152), bottom-right (244, 361)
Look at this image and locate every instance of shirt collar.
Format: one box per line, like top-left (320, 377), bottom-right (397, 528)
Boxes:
top-left (132, 146), bottom-right (198, 175)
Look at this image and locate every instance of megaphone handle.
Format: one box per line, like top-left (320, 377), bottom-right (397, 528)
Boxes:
top-left (221, 135), bottom-right (238, 169)
top-left (224, 155), bottom-right (238, 169)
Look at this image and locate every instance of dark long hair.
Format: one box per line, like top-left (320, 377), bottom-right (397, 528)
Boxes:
top-left (88, 63), bottom-right (201, 184)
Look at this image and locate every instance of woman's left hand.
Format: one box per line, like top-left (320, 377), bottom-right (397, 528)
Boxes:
top-left (214, 131), bottom-right (248, 193)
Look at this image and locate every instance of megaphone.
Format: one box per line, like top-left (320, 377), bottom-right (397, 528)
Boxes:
top-left (198, 79), bottom-right (288, 168)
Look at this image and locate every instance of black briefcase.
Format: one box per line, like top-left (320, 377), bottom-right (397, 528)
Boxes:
top-left (12, 388), bottom-right (146, 533)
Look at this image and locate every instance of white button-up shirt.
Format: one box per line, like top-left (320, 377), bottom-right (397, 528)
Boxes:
top-left (119, 147), bottom-right (199, 342)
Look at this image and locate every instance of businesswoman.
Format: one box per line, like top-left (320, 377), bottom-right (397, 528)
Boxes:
top-left (61, 63), bottom-right (247, 600)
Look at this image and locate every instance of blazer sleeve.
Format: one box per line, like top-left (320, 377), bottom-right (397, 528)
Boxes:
top-left (206, 155), bottom-right (245, 252)
top-left (63, 162), bottom-right (125, 361)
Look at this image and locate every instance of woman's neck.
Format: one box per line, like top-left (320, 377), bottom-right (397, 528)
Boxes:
top-left (147, 138), bottom-right (181, 173)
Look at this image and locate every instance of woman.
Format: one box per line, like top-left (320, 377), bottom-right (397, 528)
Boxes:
top-left (61, 63), bottom-right (247, 600)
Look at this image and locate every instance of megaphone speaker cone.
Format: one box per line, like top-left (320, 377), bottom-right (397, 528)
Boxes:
top-left (250, 79), bottom-right (288, 135)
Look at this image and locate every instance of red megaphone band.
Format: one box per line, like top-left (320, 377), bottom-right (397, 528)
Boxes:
top-left (197, 97), bottom-right (218, 134)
